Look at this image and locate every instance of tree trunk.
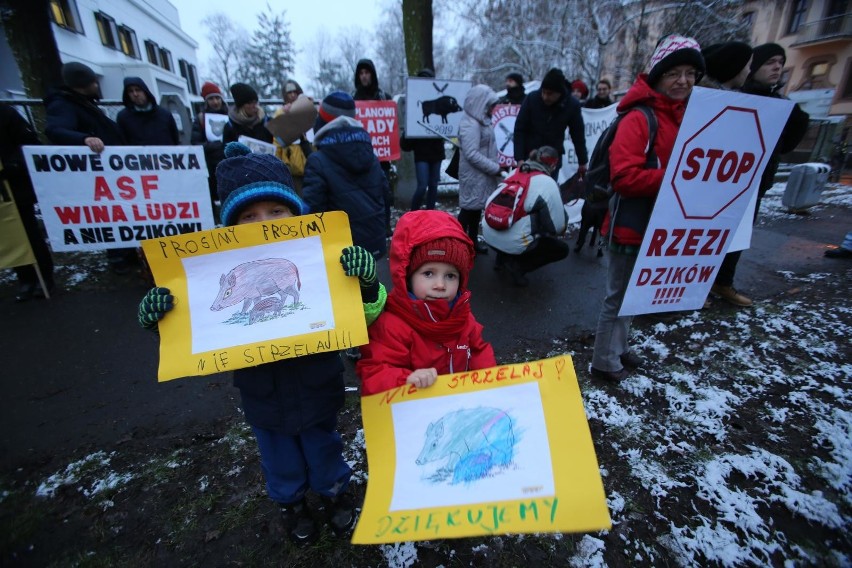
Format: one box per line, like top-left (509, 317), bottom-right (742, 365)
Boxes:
top-left (402, 0), bottom-right (434, 76)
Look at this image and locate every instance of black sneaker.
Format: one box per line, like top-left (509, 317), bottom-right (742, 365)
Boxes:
top-left (322, 490), bottom-right (356, 535)
top-left (590, 366), bottom-right (629, 382)
top-left (280, 500), bottom-right (318, 546)
top-left (619, 352), bottom-right (644, 370)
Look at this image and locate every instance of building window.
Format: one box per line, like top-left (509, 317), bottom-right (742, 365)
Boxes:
top-left (179, 59), bottom-right (199, 95)
top-left (159, 47), bottom-right (173, 72)
top-left (118, 25), bottom-right (140, 59)
top-left (145, 40), bottom-right (159, 65)
top-left (50, 0), bottom-right (84, 32)
top-left (94, 11), bottom-right (118, 49)
top-left (787, 0), bottom-right (809, 34)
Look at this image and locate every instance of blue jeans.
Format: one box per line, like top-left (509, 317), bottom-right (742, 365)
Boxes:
top-left (252, 416), bottom-right (352, 505)
top-left (411, 160), bottom-right (441, 210)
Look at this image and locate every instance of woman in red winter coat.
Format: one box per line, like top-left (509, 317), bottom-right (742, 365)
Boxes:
top-left (590, 35), bottom-right (706, 382)
top-left (357, 210), bottom-right (496, 394)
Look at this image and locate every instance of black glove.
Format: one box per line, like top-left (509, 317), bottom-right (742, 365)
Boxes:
top-left (138, 287), bottom-right (174, 330)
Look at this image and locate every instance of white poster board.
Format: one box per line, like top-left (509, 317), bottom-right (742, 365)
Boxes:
top-left (204, 113), bottom-right (229, 142)
top-left (238, 136), bottom-right (276, 155)
top-left (404, 78), bottom-right (472, 139)
top-left (22, 146), bottom-right (213, 252)
top-left (619, 88), bottom-right (794, 316)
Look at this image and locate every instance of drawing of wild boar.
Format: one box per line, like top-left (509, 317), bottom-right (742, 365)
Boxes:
top-left (419, 96), bottom-right (462, 124)
top-left (416, 407), bottom-right (515, 484)
top-left (210, 258), bottom-right (301, 314)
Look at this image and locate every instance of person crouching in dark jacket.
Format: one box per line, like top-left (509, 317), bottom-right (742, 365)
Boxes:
top-left (303, 91), bottom-right (388, 259)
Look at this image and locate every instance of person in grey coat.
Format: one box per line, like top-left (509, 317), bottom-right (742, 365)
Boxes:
top-left (457, 84), bottom-right (501, 253)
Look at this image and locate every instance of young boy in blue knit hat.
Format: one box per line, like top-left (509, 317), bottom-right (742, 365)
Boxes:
top-left (137, 142), bottom-right (385, 545)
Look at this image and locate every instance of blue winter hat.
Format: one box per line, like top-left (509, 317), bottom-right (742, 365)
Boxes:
top-left (314, 91), bottom-right (356, 131)
top-left (216, 142), bottom-right (306, 226)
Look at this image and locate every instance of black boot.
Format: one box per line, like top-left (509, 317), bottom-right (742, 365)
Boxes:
top-left (280, 500), bottom-right (318, 546)
top-left (322, 489), bottom-right (357, 536)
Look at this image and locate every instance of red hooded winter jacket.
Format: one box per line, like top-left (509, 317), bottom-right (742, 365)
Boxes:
top-left (357, 211), bottom-right (496, 395)
top-left (603, 74), bottom-right (688, 246)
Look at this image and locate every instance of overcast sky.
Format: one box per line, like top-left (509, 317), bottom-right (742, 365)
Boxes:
top-left (170, 0), bottom-right (385, 87)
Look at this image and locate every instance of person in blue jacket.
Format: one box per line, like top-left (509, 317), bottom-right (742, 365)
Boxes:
top-left (116, 77), bottom-right (179, 146)
top-left (303, 91), bottom-right (388, 260)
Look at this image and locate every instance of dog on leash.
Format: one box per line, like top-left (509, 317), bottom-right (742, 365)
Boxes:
top-left (574, 199), bottom-right (607, 257)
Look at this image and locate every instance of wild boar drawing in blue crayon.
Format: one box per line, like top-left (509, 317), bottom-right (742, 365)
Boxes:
top-left (416, 407), bottom-right (516, 485)
top-left (210, 258), bottom-right (301, 324)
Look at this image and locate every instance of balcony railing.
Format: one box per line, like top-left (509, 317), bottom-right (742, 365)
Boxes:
top-left (791, 13), bottom-right (852, 45)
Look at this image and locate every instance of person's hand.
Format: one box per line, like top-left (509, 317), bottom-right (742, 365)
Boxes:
top-left (406, 368), bottom-right (438, 389)
top-left (340, 246), bottom-right (377, 288)
top-left (84, 137), bottom-right (105, 153)
top-left (138, 287), bottom-right (174, 330)
top-left (577, 164), bottom-right (588, 178)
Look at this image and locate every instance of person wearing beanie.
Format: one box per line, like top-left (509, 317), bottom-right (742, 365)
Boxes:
top-left (400, 69), bottom-right (447, 211)
top-left (585, 79), bottom-right (614, 109)
top-left (700, 42), bottom-right (753, 90)
top-left (357, 210), bottom-right (496, 395)
top-left (707, 42), bottom-right (810, 307)
top-left (513, 67), bottom-right (588, 180)
top-left (303, 91), bottom-right (388, 260)
top-left (117, 77), bottom-right (179, 145)
top-left (499, 72), bottom-right (526, 105)
top-left (481, 145), bottom-right (569, 287)
top-left (571, 80), bottom-right (589, 102)
top-left (272, 79), bottom-right (313, 194)
top-left (137, 140), bottom-right (388, 545)
top-left (590, 34), bottom-right (704, 382)
top-left (191, 82), bottom-right (230, 209)
top-left (457, 84), bottom-right (501, 253)
top-left (223, 82), bottom-right (272, 144)
top-left (45, 62), bottom-right (128, 273)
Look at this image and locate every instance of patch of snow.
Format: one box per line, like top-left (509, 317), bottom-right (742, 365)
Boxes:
top-left (569, 535), bottom-right (606, 567)
top-left (380, 541), bottom-right (418, 568)
top-left (36, 451), bottom-right (112, 498)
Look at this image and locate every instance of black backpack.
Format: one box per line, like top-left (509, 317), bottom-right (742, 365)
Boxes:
top-left (584, 105), bottom-right (658, 203)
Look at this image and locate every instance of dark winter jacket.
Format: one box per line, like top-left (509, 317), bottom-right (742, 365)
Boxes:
top-left (0, 103), bottom-right (40, 205)
top-left (513, 86), bottom-right (587, 164)
top-left (353, 59), bottom-right (391, 101)
top-left (602, 74), bottom-right (686, 248)
top-left (232, 352), bottom-right (344, 433)
top-left (116, 77), bottom-right (179, 145)
top-left (741, 79), bottom-right (810, 199)
top-left (356, 211), bottom-right (495, 395)
top-left (191, 103), bottom-right (229, 181)
top-left (44, 87), bottom-right (124, 146)
top-left (498, 85), bottom-right (526, 105)
top-left (222, 108), bottom-right (273, 145)
top-left (303, 116), bottom-right (388, 258)
top-left (400, 136), bottom-right (445, 163)
top-left (585, 95), bottom-right (614, 109)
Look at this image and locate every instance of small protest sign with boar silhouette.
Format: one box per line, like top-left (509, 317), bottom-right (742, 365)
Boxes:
top-left (210, 258), bottom-right (305, 325)
top-left (416, 407), bottom-right (517, 485)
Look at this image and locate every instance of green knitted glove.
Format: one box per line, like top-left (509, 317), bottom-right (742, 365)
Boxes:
top-left (138, 287), bottom-right (174, 330)
top-left (340, 246), bottom-right (377, 288)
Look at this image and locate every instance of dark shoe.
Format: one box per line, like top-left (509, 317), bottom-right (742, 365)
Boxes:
top-left (710, 284), bottom-right (752, 307)
top-left (619, 352), bottom-right (643, 370)
top-left (507, 263), bottom-right (528, 287)
top-left (590, 366), bottom-right (629, 382)
top-left (14, 283), bottom-right (36, 302)
top-left (280, 500), bottom-right (318, 546)
top-left (825, 247), bottom-right (852, 259)
top-left (322, 490), bottom-right (356, 536)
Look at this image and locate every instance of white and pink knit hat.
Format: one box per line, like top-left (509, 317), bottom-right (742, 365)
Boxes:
top-left (647, 34), bottom-right (705, 85)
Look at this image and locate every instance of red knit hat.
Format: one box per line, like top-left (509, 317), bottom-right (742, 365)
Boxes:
top-left (571, 80), bottom-right (589, 98)
top-left (408, 237), bottom-right (473, 279)
top-left (201, 81), bottom-right (223, 100)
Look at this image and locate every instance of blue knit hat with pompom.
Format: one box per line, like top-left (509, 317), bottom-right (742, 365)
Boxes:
top-left (216, 142), bottom-right (306, 226)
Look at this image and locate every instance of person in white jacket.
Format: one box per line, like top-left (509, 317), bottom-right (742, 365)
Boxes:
top-left (481, 146), bottom-right (569, 286)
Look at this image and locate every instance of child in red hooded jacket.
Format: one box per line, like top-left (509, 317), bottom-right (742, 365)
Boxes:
top-left (357, 210), bottom-right (496, 394)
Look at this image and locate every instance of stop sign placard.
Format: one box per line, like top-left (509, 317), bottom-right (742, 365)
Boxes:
top-left (671, 106), bottom-right (766, 219)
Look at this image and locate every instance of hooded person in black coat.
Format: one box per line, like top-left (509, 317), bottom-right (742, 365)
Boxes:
top-left (353, 58), bottom-right (391, 101)
top-left (117, 77), bottom-right (180, 145)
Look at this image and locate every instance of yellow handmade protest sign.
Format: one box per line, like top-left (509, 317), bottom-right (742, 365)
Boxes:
top-left (141, 211), bottom-right (367, 381)
top-left (353, 355), bottom-right (611, 544)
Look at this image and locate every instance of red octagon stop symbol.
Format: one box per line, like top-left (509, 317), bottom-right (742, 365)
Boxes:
top-left (671, 106), bottom-right (766, 219)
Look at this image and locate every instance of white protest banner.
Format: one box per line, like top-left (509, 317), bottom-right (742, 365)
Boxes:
top-left (619, 87), bottom-right (794, 316)
top-left (492, 104), bottom-right (520, 168)
top-left (559, 103), bottom-right (618, 185)
top-left (404, 78), bottom-right (471, 139)
top-left (204, 113), bottom-right (228, 142)
top-left (22, 146), bottom-right (213, 252)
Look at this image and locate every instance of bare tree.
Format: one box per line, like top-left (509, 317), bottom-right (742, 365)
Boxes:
top-left (201, 13), bottom-right (246, 89)
top-left (375, 1), bottom-right (408, 95)
top-left (402, 0), bottom-right (434, 74)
